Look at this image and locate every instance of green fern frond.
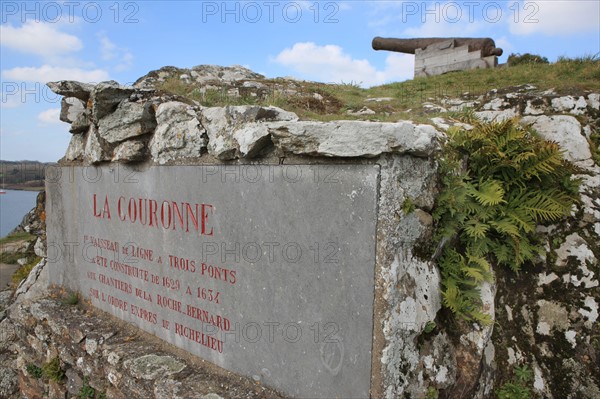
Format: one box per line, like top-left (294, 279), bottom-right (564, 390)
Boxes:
top-left (463, 267), bottom-right (487, 282)
top-left (521, 141), bottom-right (564, 179)
top-left (468, 179), bottom-right (505, 206)
top-left (490, 218), bottom-right (521, 237)
top-left (505, 208), bottom-right (535, 233)
top-left (466, 253), bottom-right (492, 273)
top-left (464, 219), bottom-right (490, 239)
top-left (520, 190), bottom-right (573, 222)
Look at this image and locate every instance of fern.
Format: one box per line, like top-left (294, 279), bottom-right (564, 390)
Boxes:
top-left (433, 119), bottom-right (579, 322)
top-left (468, 179), bottom-right (506, 206)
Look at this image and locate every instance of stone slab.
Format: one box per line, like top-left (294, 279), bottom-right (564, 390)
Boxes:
top-left (46, 165), bottom-right (379, 398)
top-left (415, 46), bottom-right (478, 69)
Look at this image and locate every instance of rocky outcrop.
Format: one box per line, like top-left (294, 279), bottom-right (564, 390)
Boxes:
top-left (47, 80), bottom-right (443, 165)
top-left (133, 65), bottom-right (266, 89)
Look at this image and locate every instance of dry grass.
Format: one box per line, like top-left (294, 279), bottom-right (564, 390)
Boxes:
top-left (156, 56), bottom-right (600, 122)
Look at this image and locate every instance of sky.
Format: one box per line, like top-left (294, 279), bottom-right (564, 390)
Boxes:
top-left (1, 0), bottom-right (599, 162)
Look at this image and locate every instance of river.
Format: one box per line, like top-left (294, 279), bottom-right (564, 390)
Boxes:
top-left (0, 190), bottom-right (40, 238)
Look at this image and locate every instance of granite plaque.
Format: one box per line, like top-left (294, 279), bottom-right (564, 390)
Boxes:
top-left (46, 165), bottom-right (379, 398)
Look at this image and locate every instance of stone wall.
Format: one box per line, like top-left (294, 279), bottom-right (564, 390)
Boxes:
top-left (0, 67), bottom-right (598, 399)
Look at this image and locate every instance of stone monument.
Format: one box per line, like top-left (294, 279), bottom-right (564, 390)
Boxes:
top-left (43, 77), bottom-right (442, 398)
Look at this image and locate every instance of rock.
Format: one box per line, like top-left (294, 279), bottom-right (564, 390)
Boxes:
top-left (523, 100), bottom-right (546, 115)
top-left (47, 81), bottom-right (94, 101)
top-left (150, 101), bottom-right (207, 164)
top-left (347, 106), bottom-right (376, 116)
top-left (98, 101), bottom-right (156, 143)
top-left (536, 300), bottom-right (569, 335)
top-left (270, 120), bottom-right (441, 158)
top-left (587, 93), bottom-right (600, 110)
top-left (521, 115), bottom-right (592, 163)
top-left (365, 97), bottom-right (394, 102)
top-left (64, 133), bottom-right (86, 161)
top-left (482, 98), bottom-right (509, 111)
top-left (578, 296), bottom-right (598, 328)
top-left (33, 237), bottom-right (46, 258)
top-left (0, 367), bottom-right (18, 397)
top-left (475, 109), bottom-right (517, 122)
top-left (70, 108), bottom-right (92, 134)
top-left (233, 123), bottom-right (271, 158)
top-left (60, 97), bottom-right (86, 124)
top-left (430, 117), bottom-right (473, 131)
top-left (200, 105), bottom-right (297, 160)
top-left (124, 354), bottom-right (186, 380)
top-left (84, 125), bottom-right (110, 164)
top-left (422, 102), bottom-right (447, 113)
top-left (112, 140), bottom-right (146, 162)
top-left (442, 98), bottom-right (479, 112)
top-left (90, 81), bottom-right (135, 122)
top-left (66, 368), bottom-right (84, 395)
top-left (134, 65), bottom-right (265, 89)
top-left (551, 95), bottom-right (588, 115)
top-left (14, 259), bottom-right (47, 301)
top-left (191, 64), bottom-right (265, 84)
top-left (556, 233), bottom-right (595, 268)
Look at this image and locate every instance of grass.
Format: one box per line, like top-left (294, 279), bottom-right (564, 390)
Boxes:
top-left (77, 377), bottom-right (96, 399)
top-left (63, 290), bottom-right (80, 305)
top-left (0, 231), bottom-right (35, 246)
top-left (41, 357), bottom-right (65, 383)
top-left (0, 252), bottom-right (25, 264)
top-left (156, 56), bottom-right (600, 122)
top-left (11, 256), bottom-right (41, 287)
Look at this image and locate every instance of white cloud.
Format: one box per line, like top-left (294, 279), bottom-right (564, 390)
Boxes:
top-left (0, 21), bottom-right (82, 58)
top-left (0, 91), bottom-right (23, 109)
top-left (509, 1), bottom-right (600, 35)
top-left (273, 42), bottom-right (413, 87)
top-left (37, 108), bottom-right (62, 125)
top-left (97, 32), bottom-right (134, 71)
top-left (3, 65), bottom-right (109, 83)
top-left (99, 33), bottom-right (117, 61)
top-left (403, 18), bottom-right (485, 38)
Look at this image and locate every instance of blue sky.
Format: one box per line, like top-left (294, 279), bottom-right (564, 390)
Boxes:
top-left (1, 0), bottom-right (599, 162)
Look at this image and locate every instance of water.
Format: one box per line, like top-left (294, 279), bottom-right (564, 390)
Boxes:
top-left (0, 190), bottom-right (40, 238)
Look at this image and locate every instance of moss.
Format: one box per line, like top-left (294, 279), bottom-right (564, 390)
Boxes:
top-left (401, 197), bottom-right (416, 215)
top-left (26, 364), bottom-right (43, 379)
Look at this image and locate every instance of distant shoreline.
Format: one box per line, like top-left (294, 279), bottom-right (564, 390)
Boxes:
top-left (0, 185), bottom-right (44, 192)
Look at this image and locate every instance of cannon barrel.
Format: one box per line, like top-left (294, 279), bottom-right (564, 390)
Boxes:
top-left (372, 37), bottom-right (503, 57)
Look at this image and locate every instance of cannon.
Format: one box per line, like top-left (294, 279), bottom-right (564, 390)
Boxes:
top-left (372, 37), bottom-right (503, 77)
top-left (372, 37), bottom-right (503, 57)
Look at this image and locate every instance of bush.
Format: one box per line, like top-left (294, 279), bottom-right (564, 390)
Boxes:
top-left (507, 53), bottom-right (549, 66)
